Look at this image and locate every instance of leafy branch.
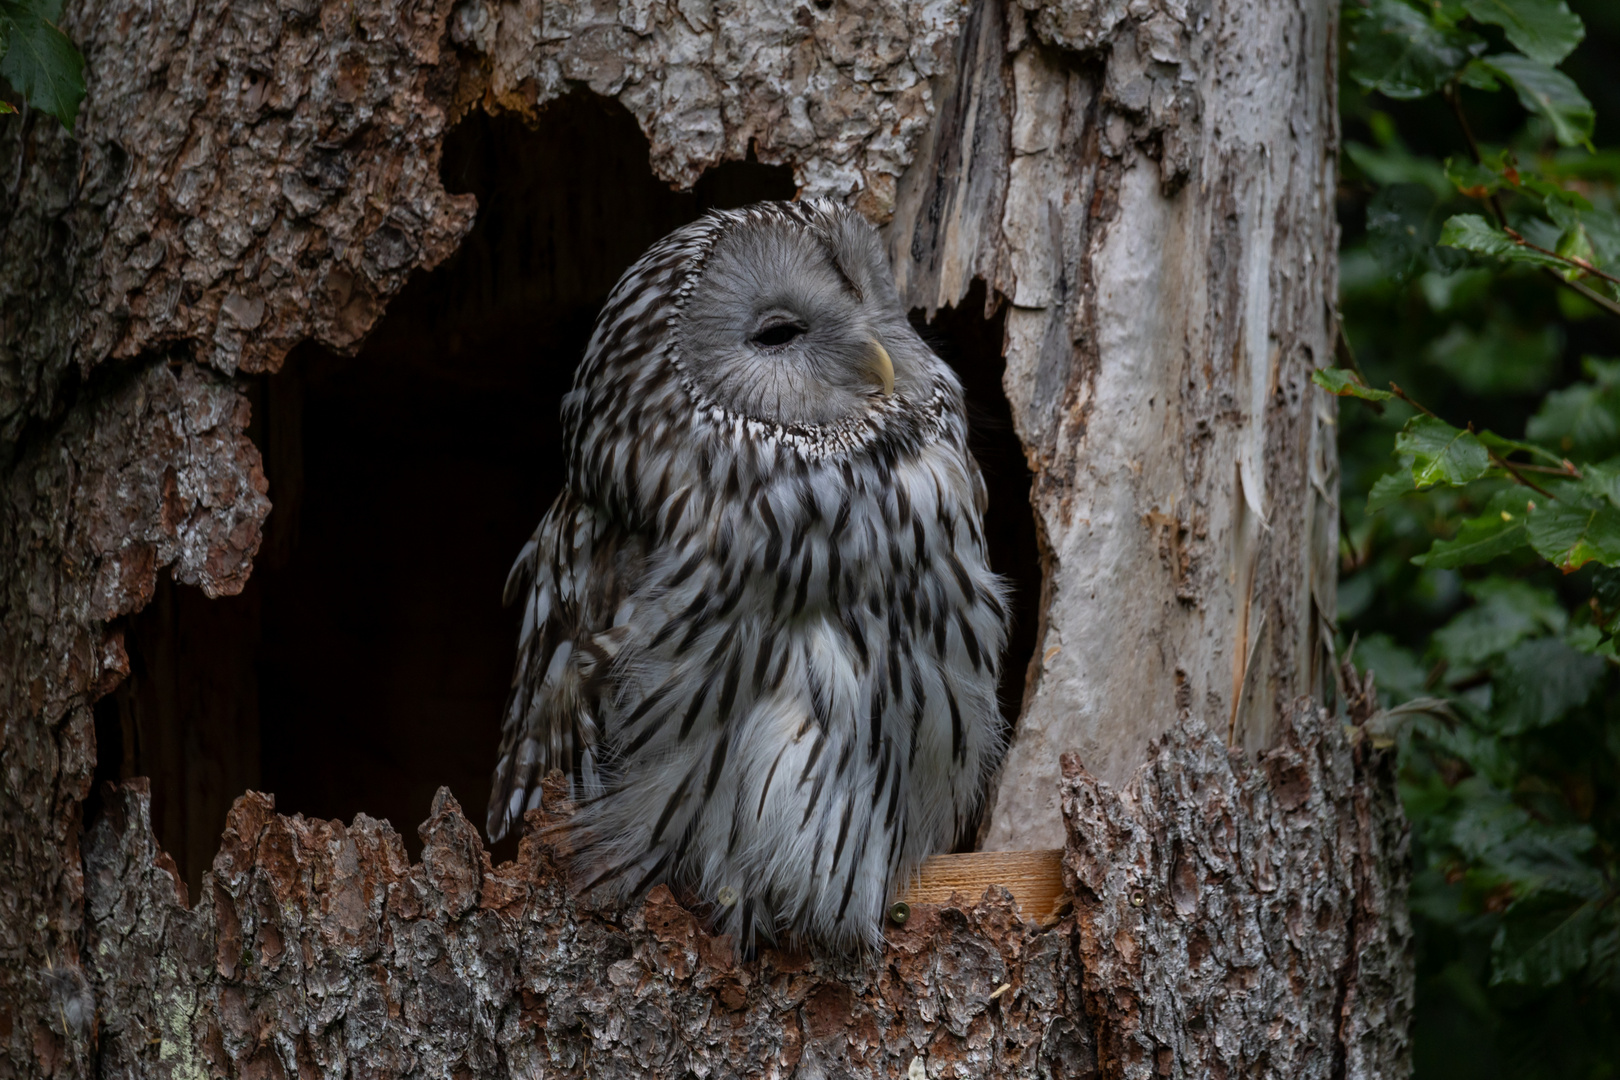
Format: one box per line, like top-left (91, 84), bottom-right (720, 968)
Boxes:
top-left (1339, 0), bottom-right (1620, 1052)
top-left (1316, 364), bottom-right (1620, 572)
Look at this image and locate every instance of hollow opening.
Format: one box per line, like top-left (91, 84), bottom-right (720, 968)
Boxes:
top-left (91, 93), bottom-right (1041, 895)
top-left (93, 94), bottom-right (795, 891)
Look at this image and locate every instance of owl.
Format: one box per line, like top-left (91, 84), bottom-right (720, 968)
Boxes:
top-left (486, 199), bottom-right (1009, 952)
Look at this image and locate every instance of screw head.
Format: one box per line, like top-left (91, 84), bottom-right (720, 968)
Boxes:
top-left (888, 901), bottom-right (911, 925)
top-left (716, 886), bottom-right (739, 907)
top-left (1130, 891), bottom-right (1146, 908)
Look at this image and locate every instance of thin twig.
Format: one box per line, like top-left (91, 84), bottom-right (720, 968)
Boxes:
top-left (1445, 84), bottom-right (1510, 225)
top-left (1334, 320), bottom-right (1385, 415)
top-left (1486, 448), bottom-right (1557, 499)
top-left (1513, 461), bottom-right (1582, 478)
top-left (1387, 383), bottom-right (1436, 418)
top-left (1561, 277), bottom-right (1620, 319)
top-left (1467, 420), bottom-right (1560, 499)
top-left (1504, 226), bottom-right (1620, 288)
top-left (1445, 82), bottom-right (1620, 322)
top-left (1389, 384), bottom-right (1560, 499)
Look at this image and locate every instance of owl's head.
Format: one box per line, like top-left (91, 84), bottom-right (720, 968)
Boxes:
top-left (676, 201), bottom-right (939, 428)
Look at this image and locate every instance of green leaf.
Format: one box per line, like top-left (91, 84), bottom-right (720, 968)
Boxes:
top-left (1476, 428), bottom-right (1563, 463)
top-left (1573, 205), bottom-right (1620, 271)
top-left (1367, 183), bottom-right (1457, 281)
top-left (1346, 141), bottom-right (1454, 196)
top-left (1352, 633), bottom-right (1431, 703)
top-left (1461, 0), bottom-right (1585, 66)
top-left (1397, 415), bottom-right (1492, 487)
top-left (1433, 578), bottom-right (1564, 666)
top-left (1418, 266), bottom-right (1494, 311)
top-left (1444, 155), bottom-right (1504, 198)
top-left (1367, 469), bottom-right (1418, 513)
top-left (1528, 362), bottom-right (1620, 458)
top-left (0, 0), bottom-right (86, 133)
top-left (1349, 0), bottom-right (1483, 100)
top-left (1592, 565), bottom-right (1620, 627)
top-left (1526, 496), bottom-right (1620, 570)
top-left (1448, 780), bottom-right (1602, 890)
top-left (1440, 213), bottom-right (1570, 271)
top-left (1492, 895), bottom-right (1614, 987)
top-left (1313, 367), bottom-right (1395, 401)
top-left (1413, 490), bottom-right (1531, 568)
top-left (0, 101), bottom-right (13, 115)
top-left (1528, 382), bottom-right (1620, 456)
top-left (1555, 221), bottom-right (1598, 281)
top-left (1459, 57), bottom-right (1502, 90)
top-left (1493, 636), bottom-right (1605, 732)
top-left (1574, 460), bottom-right (1620, 507)
top-left (1478, 53), bottom-right (1595, 148)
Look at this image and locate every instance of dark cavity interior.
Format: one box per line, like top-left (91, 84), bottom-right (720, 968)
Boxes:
top-left (92, 93), bottom-right (1041, 895)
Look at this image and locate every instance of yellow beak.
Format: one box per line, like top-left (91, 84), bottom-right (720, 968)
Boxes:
top-left (865, 339), bottom-right (895, 396)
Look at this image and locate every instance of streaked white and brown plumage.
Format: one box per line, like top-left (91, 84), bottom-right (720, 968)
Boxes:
top-left (487, 199), bottom-right (1008, 951)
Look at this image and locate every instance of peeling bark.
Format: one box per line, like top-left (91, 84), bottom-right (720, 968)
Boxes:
top-left (890, 0), bottom-right (1341, 847)
top-left (0, 0), bottom-right (1390, 1074)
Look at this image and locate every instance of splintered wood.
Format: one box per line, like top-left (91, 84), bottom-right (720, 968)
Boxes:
top-left (899, 849), bottom-right (1069, 922)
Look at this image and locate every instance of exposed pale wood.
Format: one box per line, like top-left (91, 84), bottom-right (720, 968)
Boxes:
top-left (899, 850), bottom-right (1069, 921)
top-left (970, 0), bottom-right (1344, 849)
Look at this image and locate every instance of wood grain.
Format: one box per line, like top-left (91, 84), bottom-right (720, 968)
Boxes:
top-left (898, 849), bottom-right (1069, 921)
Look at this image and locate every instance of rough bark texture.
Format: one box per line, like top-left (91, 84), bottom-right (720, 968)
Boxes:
top-left (0, 0), bottom-right (1388, 1074)
top-left (1060, 702), bottom-right (1411, 1079)
top-left (69, 708), bottom-right (1405, 1080)
top-left (81, 779), bottom-right (1089, 1079)
top-left (0, 362), bottom-right (269, 1077)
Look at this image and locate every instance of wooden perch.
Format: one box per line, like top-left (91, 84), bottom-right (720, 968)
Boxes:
top-left (899, 850), bottom-right (1069, 923)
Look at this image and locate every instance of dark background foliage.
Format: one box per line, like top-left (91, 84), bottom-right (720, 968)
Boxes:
top-left (1339, 0), bottom-right (1620, 1074)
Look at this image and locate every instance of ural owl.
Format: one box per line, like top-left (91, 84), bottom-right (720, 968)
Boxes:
top-left (487, 199), bottom-right (1009, 952)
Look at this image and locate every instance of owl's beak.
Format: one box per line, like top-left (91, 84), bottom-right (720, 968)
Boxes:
top-left (864, 339), bottom-right (895, 396)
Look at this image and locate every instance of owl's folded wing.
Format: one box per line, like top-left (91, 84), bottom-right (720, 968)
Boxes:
top-left (485, 489), bottom-right (637, 843)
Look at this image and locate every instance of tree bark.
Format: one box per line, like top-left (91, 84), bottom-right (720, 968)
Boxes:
top-left (75, 704), bottom-right (1406, 1080)
top-left (0, 0), bottom-right (1396, 1076)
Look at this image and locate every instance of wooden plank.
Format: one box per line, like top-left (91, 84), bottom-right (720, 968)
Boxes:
top-left (897, 849), bottom-right (1068, 922)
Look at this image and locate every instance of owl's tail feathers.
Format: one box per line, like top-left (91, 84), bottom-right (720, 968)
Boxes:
top-left (503, 536), bottom-right (539, 608)
top-left (485, 734), bottom-right (545, 843)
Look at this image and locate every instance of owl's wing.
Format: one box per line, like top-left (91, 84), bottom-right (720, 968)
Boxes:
top-left (485, 488), bottom-right (640, 843)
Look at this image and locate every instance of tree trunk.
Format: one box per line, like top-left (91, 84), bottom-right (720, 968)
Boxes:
top-left (0, 0), bottom-right (1405, 1076)
top-left (888, 0), bottom-right (1343, 848)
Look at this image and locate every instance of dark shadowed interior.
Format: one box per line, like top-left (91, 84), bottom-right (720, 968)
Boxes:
top-left (92, 93), bottom-right (1040, 895)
